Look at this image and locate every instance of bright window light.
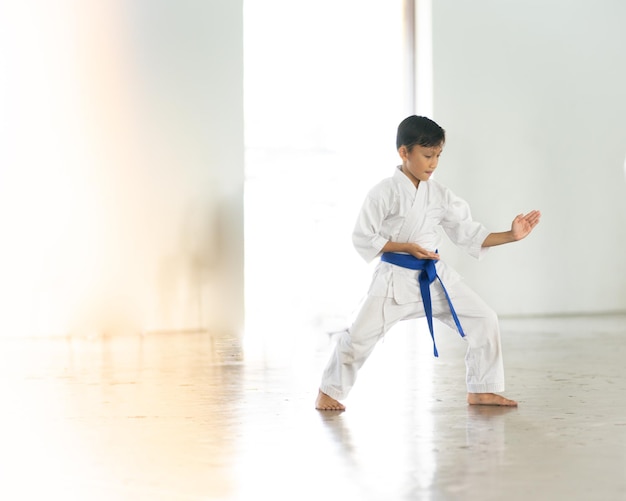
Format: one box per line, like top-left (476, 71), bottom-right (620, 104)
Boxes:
top-left (243, 1), bottom-right (407, 355)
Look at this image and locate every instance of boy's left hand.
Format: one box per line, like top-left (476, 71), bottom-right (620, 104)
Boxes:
top-left (511, 210), bottom-right (541, 241)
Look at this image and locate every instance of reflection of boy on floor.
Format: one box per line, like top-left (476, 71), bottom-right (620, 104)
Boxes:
top-left (316, 115), bottom-right (541, 411)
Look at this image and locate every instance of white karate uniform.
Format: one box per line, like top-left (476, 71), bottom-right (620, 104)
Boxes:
top-left (319, 166), bottom-right (505, 400)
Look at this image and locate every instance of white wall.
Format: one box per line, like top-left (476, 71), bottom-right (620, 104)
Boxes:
top-left (431, 0), bottom-right (626, 315)
top-left (0, 0), bottom-right (244, 338)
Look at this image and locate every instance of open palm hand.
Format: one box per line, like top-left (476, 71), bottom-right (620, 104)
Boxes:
top-left (511, 210), bottom-right (541, 241)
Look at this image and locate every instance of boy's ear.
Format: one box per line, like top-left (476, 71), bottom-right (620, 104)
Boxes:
top-left (398, 145), bottom-right (408, 160)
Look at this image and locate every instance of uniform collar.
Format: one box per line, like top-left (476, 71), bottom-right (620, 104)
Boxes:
top-left (394, 165), bottom-right (421, 192)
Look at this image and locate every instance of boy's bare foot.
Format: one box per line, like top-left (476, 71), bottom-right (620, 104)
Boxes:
top-left (315, 390), bottom-right (346, 411)
top-left (467, 392), bottom-right (518, 407)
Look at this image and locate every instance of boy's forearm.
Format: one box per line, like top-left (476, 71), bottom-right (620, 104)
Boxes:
top-left (381, 241), bottom-right (410, 253)
top-left (482, 231), bottom-right (516, 248)
top-left (483, 211), bottom-right (541, 247)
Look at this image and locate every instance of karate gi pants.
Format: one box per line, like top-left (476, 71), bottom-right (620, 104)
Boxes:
top-left (319, 280), bottom-right (505, 400)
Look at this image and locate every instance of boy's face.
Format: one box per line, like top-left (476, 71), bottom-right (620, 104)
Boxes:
top-left (398, 143), bottom-right (443, 185)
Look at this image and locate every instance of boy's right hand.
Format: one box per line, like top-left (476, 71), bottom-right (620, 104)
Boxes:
top-left (406, 243), bottom-right (439, 260)
top-left (382, 241), bottom-right (439, 260)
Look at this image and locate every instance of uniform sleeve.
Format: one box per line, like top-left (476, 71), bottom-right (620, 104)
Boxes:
top-left (440, 188), bottom-right (490, 260)
top-left (352, 192), bottom-right (391, 263)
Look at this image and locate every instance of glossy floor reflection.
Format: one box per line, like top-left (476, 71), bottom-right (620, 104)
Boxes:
top-left (1, 315), bottom-right (625, 500)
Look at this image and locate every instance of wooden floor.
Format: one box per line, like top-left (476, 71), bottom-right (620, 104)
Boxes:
top-left (1, 314), bottom-right (625, 500)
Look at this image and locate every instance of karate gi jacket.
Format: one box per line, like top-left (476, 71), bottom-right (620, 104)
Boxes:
top-left (352, 166), bottom-right (490, 305)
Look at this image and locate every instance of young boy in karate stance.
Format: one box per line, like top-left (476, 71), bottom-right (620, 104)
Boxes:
top-left (316, 115), bottom-right (541, 411)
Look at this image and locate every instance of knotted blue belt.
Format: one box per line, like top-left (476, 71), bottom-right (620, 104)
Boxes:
top-left (380, 251), bottom-right (465, 357)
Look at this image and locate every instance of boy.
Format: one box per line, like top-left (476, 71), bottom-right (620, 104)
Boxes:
top-left (316, 115), bottom-right (541, 411)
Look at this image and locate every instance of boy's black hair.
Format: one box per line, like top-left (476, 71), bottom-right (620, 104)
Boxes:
top-left (396, 115), bottom-right (445, 150)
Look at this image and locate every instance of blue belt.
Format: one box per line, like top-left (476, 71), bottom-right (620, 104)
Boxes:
top-left (380, 251), bottom-right (465, 357)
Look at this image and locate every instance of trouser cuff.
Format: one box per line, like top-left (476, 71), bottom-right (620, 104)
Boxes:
top-left (319, 385), bottom-right (344, 401)
top-left (466, 382), bottom-right (505, 393)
